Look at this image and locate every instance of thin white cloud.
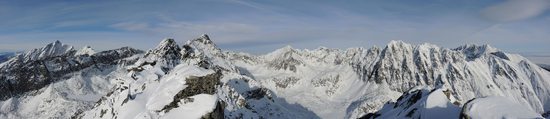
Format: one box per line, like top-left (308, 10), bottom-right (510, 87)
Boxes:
top-left (110, 22), bottom-right (152, 31)
top-left (480, 0), bottom-right (550, 22)
top-left (2, 1), bottom-right (550, 55)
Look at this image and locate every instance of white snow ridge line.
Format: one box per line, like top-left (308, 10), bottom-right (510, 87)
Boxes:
top-left (0, 35), bottom-right (549, 119)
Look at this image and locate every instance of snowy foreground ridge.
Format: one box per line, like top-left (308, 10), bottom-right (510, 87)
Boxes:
top-left (1, 34), bottom-right (550, 119)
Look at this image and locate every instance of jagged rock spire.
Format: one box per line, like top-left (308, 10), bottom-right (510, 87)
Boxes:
top-left (181, 34), bottom-right (235, 71)
top-left (20, 40), bottom-right (75, 62)
top-left (141, 38), bottom-right (182, 69)
top-left (146, 38), bottom-right (182, 58)
top-left (184, 34), bottom-right (222, 55)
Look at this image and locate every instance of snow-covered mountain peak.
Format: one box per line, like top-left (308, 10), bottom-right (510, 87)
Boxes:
top-left (198, 34), bottom-right (212, 43)
top-left (386, 40), bottom-right (412, 48)
top-left (17, 40), bottom-right (75, 62)
top-left (382, 40), bottom-right (414, 53)
top-left (158, 38), bottom-right (178, 48)
top-left (417, 43), bottom-right (440, 49)
top-left (453, 44), bottom-right (499, 60)
top-left (308, 46), bottom-right (343, 55)
top-left (145, 38), bottom-right (181, 57)
top-left (185, 34), bottom-right (222, 56)
top-left (3, 35), bottom-right (550, 119)
top-left (133, 38), bottom-right (182, 70)
top-left (265, 45), bottom-right (297, 58)
top-left (162, 34), bottom-right (235, 71)
top-left (186, 34), bottom-right (217, 49)
top-left (75, 46), bottom-right (96, 56)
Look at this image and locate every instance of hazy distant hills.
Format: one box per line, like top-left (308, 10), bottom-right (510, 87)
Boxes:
top-left (0, 52), bottom-right (16, 63)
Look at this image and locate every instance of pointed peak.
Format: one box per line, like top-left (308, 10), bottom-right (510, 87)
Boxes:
top-left (149, 38), bottom-right (181, 55)
top-left (143, 38), bottom-right (182, 63)
top-left (75, 45), bottom-right (96, 56)
top-left (386, 40), bottom-right (414, 47)
top-left (454, 43), bottom-right (498, 53)
top-left (314, 46), bottom-right (341, 53)
top-left (387, 40), bottom-right (405, 45)
top-left (200, 34), bottom-right (210, 40)
top-left (265, 45), bottom-right (297, 58)
top-left (282, 45), bottom-right (293, 50)
top-left (161, 38), bottom-right (176, 43)
top-left (156, 38), bottom-right (178, 49)
top-left (453, 43), bottom-right (500, 60)
top-left (317, 46), bottom-right (328, 50)
top-left (419, 42), bottom-right (438, 47)
top-left (275, 45), bottom-right (295, 53)
top-left (44, 40), bottom-right (73, 51)
top-left (185, 34), bottom-right (220, 54)
top-left (156, 38), bottom-right (179, 48)
top-left (19, 40), bottom-right (75, 61)
top-left (384, 40), bottom-right (414, 51)
top-left (191, 34), bottom-right (213, 45)
top-left (47, 40), bottom-right (64, 46)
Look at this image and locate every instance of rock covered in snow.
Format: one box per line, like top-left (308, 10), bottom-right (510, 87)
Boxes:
top-left (76, 34), bottom-right (318, 119)
top-left (75, 46), bottom-right (96, 56)
top-left (19, 40), bottom-right (75, 62)
top-left (0, 42), bottom-right (143, 99)
top-left (360, 87), bottom-right (545, 119)
top-left (360, 87), bottom-right (460, 119)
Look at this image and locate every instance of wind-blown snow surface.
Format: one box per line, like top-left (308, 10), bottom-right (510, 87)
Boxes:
top-left (462, 96), bottom-right (543, 119)
top-left (366, 87), bottom-right (461, 119)
top-left (1, 34), bottom-right (550, 119)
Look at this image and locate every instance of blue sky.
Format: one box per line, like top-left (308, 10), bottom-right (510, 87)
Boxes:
top-left (0, 0), bottom-right (549, 55)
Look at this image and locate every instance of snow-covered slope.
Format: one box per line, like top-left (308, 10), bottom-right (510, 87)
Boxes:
top-left (361, 86), bottom-right (543, 119)
top-left (361, 87), bottom-right (460, 119)
top-left (76, 35), bottom-right (319, 119)
top-left (226, 40), bottom-right (550, 118)
top-left (0, 41), bottom-right (143, 118)
top-left (461, 96), bottom-right (543, 119)
top-left (2, 35), bottom-right (550, 119)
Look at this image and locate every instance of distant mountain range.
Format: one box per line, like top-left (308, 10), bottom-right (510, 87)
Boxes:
top-left (0, 35), bottom-right (549, 119)
top-left (0, 52), bottom-right (16, 63)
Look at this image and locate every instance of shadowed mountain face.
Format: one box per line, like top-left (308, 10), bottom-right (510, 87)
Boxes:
top-left (0, 42), bottom-right (143, 100)
top-left (539, 64), bottom-right (550, 72)
top-left (1, 35), bottom-right (550, 119)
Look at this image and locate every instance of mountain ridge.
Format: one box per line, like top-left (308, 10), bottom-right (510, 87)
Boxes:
top-left (1, 35), bottom-right (549, 119)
